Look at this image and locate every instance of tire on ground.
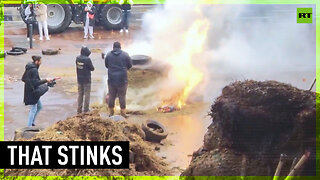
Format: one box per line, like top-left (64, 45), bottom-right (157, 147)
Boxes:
top-left (100, 4), bottom-right (123, 30)
top-left (42, 48), bottom-right (59, 55)
top-left (12, 47), bottom-right (28, 53)
top-left (141, 120), bottom-right (168, 143)
top-left (46, 4), bottom-right (72, 34)
top-left (7, 49), bottom-right (25, 56)
top-left (131, 55), bottom-right (152, 65)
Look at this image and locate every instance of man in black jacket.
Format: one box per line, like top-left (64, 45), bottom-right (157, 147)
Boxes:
top-left (105, 41), bottom-right (132, 117)
top-left (76, 46), bottom-right (95, 114)
top-left (22, 56), bottom-right (51, 126)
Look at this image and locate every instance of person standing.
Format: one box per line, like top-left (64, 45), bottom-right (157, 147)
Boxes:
top-left (25, 4), bottom-right (35, 41)
top-left (119, 0), bottom-right (133, 33)
top-left (83, 2), bottom-right (96, 39)
top-left (76, 46), bottom-right (95, 114)
top-left (21, 56), bottom-right (52, 127)
top-left (105, 42), bottom-right (132, 117)
top-left (35, 3), bottom-right (50, 41)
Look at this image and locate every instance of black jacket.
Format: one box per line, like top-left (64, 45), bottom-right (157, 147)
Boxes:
top-left (122, 4), bottom-right (131, 11)
top-left (83, 5), bottom-right (96, 26)
top-left (21, 62), bottom-right (47, 105)
top-left (76, 46), bottom-right (95, 84)
top-left (105, 48), bottom-right (132, 85)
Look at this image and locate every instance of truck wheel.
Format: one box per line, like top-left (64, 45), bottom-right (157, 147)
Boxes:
top-left (47, 4), bottom-right (72, 34)
top-left (100, 4), bottom-right (123, 30)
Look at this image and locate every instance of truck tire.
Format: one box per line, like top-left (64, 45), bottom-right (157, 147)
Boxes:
top-left (47, 4), bottom-right (72, 33)
top-left (100, 4), bottom-right (123, 30)
top-left (141, 120), bottom-right (168, 143)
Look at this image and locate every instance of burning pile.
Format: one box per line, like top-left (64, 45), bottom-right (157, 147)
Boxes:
top-left (182, 80), bottom-right (317, 176)
top-left (6, 111), bottom-right (170, 176)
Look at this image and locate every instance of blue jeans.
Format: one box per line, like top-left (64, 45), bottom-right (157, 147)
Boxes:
top-left (27, 100), bottom-right (42, 127)
top-left (122, 10), bottom-right (130, 29)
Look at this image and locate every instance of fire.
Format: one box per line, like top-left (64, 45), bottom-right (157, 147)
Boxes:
top-left (160, 16), bottom-right (209, 109)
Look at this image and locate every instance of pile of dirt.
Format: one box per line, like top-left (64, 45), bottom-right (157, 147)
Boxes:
top-left (182, 80), bottom-right (317, 176)
top-left (6, 111), bottom-right (170, 176)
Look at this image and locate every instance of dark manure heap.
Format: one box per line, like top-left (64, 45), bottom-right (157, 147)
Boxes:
top-left (182, 80), bottom-right (317, 176)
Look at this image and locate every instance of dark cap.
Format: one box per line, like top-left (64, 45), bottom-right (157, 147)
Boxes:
top-left (32, 55), bottom-right (41, 62)
top-left (113, 41), bottom-right (121, 49)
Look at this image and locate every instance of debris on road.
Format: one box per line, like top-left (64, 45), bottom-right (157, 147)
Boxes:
top-left (157, 105), bottom-right (178, 113)
top-left (42, 48), bottom-right (61, 55)
top-left (142, 119), bottom-right (168, 143)
top-left (182, 80), bottom-right (317, 176)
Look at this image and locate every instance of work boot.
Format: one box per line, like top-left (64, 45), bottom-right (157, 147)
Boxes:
top-left (120, 109), bottom-right (129, 118)
top-left (109, 108), bottom-right (114, 117)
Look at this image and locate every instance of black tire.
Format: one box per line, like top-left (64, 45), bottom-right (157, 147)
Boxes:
top-left (131, 55), bottom-right (152, 65)
top-left (100, 4), bottom-right (123, 30)
top-left (12, 47), bottom-right (27, 53)
top-left (7, 50), bottom-right (24, 56)
top-left (141, 120), bottom-right (168, 143)
top-left (46, 4), bottom-right (72, 34)
top-left (42, 48), bottom-right (59, 55)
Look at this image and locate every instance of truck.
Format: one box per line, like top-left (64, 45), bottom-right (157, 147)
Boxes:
top-left (3, 0), bottom-right (133, 33)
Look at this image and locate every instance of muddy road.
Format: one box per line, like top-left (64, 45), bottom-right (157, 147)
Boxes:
top-left (3, 18), bottom-right (211, 174)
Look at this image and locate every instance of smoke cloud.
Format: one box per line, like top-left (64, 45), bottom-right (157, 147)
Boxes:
top-left (126, 2), bottom-right (316, 108)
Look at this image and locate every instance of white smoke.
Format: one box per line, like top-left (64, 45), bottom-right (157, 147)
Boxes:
top-left (126, 2), bottom-right (316, 106)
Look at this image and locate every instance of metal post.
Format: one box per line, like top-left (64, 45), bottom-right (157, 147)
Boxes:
top-left (28, 23), bottom-right (33, 49)
top-left (309, 78), bottom-right (316, 91)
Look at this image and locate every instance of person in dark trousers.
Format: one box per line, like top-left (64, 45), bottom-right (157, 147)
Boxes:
top-left (76, 46), bottom-right (95, 114)
top-left (105, 42), bottom-right (132, 118)
top-left (22, 56), bottom-right (51, 127)
top-left (119, 0), bottom-right (133, 33)
top-left (25, 4), bottom-right (35, 41)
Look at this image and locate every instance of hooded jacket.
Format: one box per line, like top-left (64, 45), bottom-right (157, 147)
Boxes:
top-left (105, 48), bottom-right (132, 85)
top-left (76, 46), bottom-right (95, 84)
top-left (21, 62), bottom-right (47, 105)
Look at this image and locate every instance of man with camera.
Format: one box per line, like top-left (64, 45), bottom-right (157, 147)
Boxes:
top-left (21, 56), bottom-right (53, 127)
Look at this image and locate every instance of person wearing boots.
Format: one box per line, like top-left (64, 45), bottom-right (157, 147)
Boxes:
top-left (76, 46), bottom-right (95, 114)
top-left (105, 42), bottom-right (132, 118)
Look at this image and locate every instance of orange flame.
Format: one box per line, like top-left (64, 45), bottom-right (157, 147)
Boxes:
top-left (161, 17), bottom-right (209, 109)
